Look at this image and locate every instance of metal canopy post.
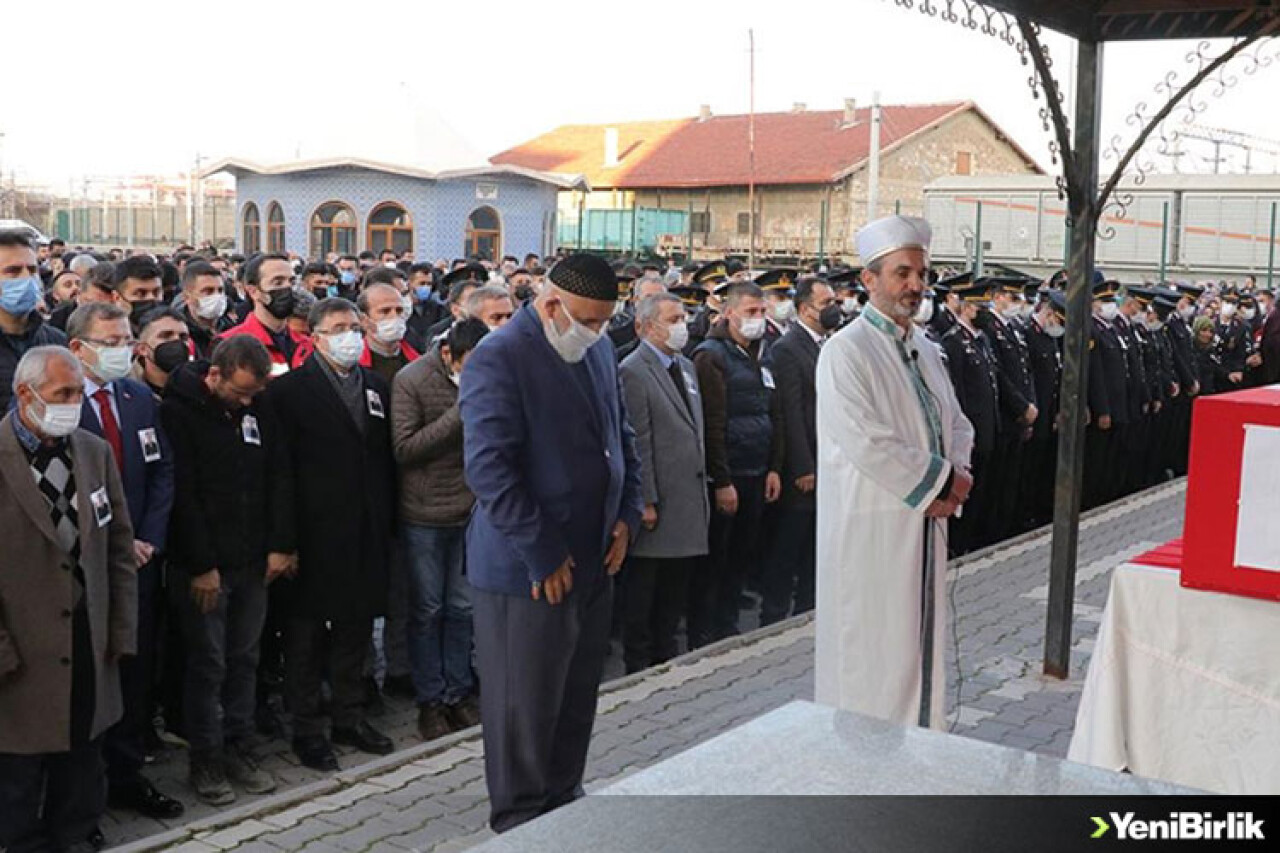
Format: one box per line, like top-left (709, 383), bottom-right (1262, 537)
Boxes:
top-left (1045, 37), bottom-right (1104, 680)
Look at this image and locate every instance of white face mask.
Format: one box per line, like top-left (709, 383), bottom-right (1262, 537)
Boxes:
top-left (401, 294), bottom-right (414, 314)
top-left (772, 301), bottom-right (795, 323)
top-left (28, 388), bottom-right (82, 438)
top-left (1241, 307), bottom-right (1257, 321)
top-left (195, 292), bottom-right (228, 320)
top-left (738, 317), bottom-right (766, 341)
top-left (1098, 302), bottom-right (1119, 322)
top-left (544, 302), bottom-right (604, 363)
top-left (1044, 321), bottom-right (1066, 339)
top-left (374, 317), bottom-right (407, 345)
top-left (999, 302), bottom-right (1022, 321)
top-left (665, 319), bottom-right (689, 351)
top-left (841, 297), bottom-right (859, 315)
top-left (86, 342), bottom-right (134, 383)
top-left (324, 330), bottom-right (364, 369)
top-left (1220, 303), bottom-right (1237, 319)
top-left (1178, 305), bottom-right (1196, 322)
top-left (913, 298), bottom-right (934, 325)
top-left (1145, 316), bottom-right (1165, 332)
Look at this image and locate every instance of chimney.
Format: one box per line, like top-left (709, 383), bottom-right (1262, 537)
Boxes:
top-left (791, 102), bottom-right (807, 113)
top-left (698, 104), bottom-right (712, 121)
top-left (604, 127), bottom-right (620, 168)
top-left (843, 98), bottom-right (857, 126)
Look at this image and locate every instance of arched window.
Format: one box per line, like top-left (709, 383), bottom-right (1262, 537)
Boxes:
top-left (242, 203), bottom-right (261, 254)
top-left (310, 201), bottom-right (356, 258)
top-left (266, 202), bottom-right (286, 253)
top-left (368, 203), bottom-right (413, 256)
top-left (464, 206), bottom-right (501, 261)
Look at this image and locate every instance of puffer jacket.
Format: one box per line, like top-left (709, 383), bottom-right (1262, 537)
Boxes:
top-left (390, 344), bottom-right (474, 526)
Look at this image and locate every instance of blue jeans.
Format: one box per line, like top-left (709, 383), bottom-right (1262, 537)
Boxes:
top-left (403, 522), bottom-right (475, 705)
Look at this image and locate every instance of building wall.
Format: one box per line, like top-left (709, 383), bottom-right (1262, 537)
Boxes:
top-left (235, 168), bottom-right (558, 260)
top-left (553, 108), bottom-right (1037, 261)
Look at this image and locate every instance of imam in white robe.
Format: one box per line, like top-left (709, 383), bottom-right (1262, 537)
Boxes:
top-left (814, 304), bottom-right (974, 729)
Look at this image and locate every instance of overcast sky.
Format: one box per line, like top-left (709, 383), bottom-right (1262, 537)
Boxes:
top-left (5, 0), bottom-right (1280, 188)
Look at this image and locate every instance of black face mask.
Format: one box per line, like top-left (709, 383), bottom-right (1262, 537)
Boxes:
top-left (818, 304), bottom-right (843, 331)
top-left (263, 288), bottom-right (296, 320)
top-left (514, 285), bottom-right (535, 303)
top-left (152, 339), bottom-right (190, 374)
top-left (129, 298), bottom-right (159, 317)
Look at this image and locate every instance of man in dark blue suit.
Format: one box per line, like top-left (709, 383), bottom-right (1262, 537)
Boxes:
top-left (66, 303), bottom-right (182, 824)
top-left (460, 253), bottom-right (643, 833)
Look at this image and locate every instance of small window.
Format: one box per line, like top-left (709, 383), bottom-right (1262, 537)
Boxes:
top-left (310, 201), bottom-right (357, 258)
top-left (737, 212), bottom-right (751, 235)
top-left (368, 203), bottom-right (413, 255)
top-left (464, 206), bottom-right (501, 261)
top-left (266, 202), bottom-right (285, 253)
top-left (242, 203), bottom-right (261, 254)
top-left (955, 151), bottom-right (973, 176)
top-left (690, 211), bottom-right (711, 235)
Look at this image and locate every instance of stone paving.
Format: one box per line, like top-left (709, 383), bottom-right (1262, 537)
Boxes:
top-left (105, 478), bottom-right (1188, 853)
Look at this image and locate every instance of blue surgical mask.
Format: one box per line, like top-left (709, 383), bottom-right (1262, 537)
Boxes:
top-left (414, 285), bottom-right (433, 302)
top-left (326, 285), bottom-right (339, 298)
top-left (1, 276), bottom-right (41, 316)
top-left (339, 270), bottom-right (357, 286)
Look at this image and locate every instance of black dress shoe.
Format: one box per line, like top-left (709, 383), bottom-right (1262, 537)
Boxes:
top-left (331, 720), bottom-right (394, 755)
top-left (292, 735), bottom-right (339, 771)
top-left (108, 776), bottom-right (186, 819)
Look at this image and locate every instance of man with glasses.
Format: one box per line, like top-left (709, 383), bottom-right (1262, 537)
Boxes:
top-left (220, 254), bottom-right (311, 376)
top-left (66, 302), bottom-right (182, 829)
top-left (267, 298), bottom-right (397, 771)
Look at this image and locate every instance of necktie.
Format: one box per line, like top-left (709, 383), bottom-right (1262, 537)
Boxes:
top-left (93, 387), bottom-right (124, 472)
top-left (668, 360), bottom-right (692, 415)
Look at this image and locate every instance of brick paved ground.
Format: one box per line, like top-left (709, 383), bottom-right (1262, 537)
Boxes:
top-left (105, 479), bottom-right (1187, 853)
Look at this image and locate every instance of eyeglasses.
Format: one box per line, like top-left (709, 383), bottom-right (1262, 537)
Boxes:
top-left (83, 337), bottom-right (137, 348)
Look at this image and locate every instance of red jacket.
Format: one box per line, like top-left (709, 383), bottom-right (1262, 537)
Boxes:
top-left (219, 312), bottom-right (312, 376)
top-left (359, 338), bottom-right (419, 368)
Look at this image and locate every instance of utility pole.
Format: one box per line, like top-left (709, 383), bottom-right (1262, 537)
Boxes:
top-left (747, 28), bottom-right (757, 272)
top-left (867, 91), bottom-right (882, 222)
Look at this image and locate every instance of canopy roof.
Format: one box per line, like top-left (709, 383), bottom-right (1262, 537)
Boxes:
top-left (976, 1), bottom-right (1280, 41)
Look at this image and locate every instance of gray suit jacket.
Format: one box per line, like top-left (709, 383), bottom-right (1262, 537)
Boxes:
top-left (0, 412), bottom-right (137, 754)
top-left (620, 342), bottom-right (710, 559)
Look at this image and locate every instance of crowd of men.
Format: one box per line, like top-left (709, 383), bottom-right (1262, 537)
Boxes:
top-left (3, 226), bottom-right (1279, 848)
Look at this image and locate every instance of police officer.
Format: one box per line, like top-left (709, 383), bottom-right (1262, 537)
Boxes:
top-left (1114, 285), bottom-right (1152, 497)
top-left (1021, 290), bottom-right (1065, 529)
top-left (975, 277), bottom-right (1036, 541)
top-left (929, 272), bottom-right (965, 342)
top-left (1084, 278), bottom-right (1130, 509)
top-left (1216, 288), bottom-right (1250, 391)
top-left (941, 278), bottom-right (1001, 555)
top-left (684, 261), bottom-right (729, 354)
top-left (1164, 284), bottom-right (1202, 475)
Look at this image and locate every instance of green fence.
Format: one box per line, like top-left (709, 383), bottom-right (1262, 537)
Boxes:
top-left (558, 207), bottom-right (689, 253)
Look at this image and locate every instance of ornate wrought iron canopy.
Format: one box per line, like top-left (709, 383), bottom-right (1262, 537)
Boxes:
top-left (884, 0), bottom-right (1280, 680)
top-left (958, 1), bottom-right (1280, 42)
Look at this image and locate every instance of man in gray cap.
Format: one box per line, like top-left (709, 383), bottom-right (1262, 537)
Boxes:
top-left (460, 252), bottom-right (643, 833)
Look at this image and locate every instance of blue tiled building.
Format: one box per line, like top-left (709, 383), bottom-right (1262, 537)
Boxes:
top-left (205, 157), bottom-right (585, 262)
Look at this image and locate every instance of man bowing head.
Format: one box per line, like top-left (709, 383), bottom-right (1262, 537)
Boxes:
top-left (460, 252), bottom-right (643, 833)
top-left (813, 215), bottom-right (975, 730)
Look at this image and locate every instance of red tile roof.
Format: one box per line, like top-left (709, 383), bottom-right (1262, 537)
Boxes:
top-left (492, 101), bottom-right (1037, 188)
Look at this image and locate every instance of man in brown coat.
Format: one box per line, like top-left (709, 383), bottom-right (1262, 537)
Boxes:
top-left (0, 345), bottom-right (138, 853)
top-left (391, 319), bottom-right (489, 741)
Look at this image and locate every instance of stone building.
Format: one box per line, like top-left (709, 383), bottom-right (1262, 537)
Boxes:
top-left (205, 157), bottom-right (584, 262)
top-left (492, 100), bottom-right (1042, 261)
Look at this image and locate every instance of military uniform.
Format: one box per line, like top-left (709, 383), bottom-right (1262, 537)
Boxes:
top-left (1084, 280), bottom-right (1130, 510)
top-left (940, 280), bottom-right (1001, 554)
top-left (1021, 302), bottom-right (1063, 529)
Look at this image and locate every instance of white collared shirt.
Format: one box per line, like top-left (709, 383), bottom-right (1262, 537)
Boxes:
top-left (83, 375), bottom-right (121, 427)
